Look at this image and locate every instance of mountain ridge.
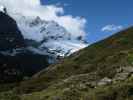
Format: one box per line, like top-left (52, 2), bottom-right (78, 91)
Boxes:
top-left (0, 12), bottom-right (50, 83)
top-left (0, 25), bottom-right (133, 100)
top-left (11, 26), bottom-right (133, 100)
top-left (10, 12), bottom-right (87, 57)
top-left (0, 6), bottom-right (133, 100)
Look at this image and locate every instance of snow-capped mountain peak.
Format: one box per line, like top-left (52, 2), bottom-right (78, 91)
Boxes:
top-left (10, 14), bottom-right (87, 57)
top-left (3, 10), bottom-right (87, 60)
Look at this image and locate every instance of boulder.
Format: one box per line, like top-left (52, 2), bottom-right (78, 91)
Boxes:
top-left (113, 66), bottom-right (133, 82)
top-left (113, 72), bottom-right (129, 81)
top-left (97, 77), bottom-right (112, 86)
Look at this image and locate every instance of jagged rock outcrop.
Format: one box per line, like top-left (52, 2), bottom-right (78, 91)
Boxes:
top-left (0, 12), bottom-right (25, 51)
top-left (0, 12), bottom-right (49, 83)
top-left (0, 12), bottom-right (25, 83)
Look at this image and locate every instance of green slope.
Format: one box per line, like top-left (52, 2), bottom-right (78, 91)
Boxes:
top-left (18, 26), bottom-right (133, 90)
top-left (1, 26), bottom-right (133, 100)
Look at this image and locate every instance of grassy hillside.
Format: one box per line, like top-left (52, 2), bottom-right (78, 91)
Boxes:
top-left (1, 26), bottom-right (133, 100)
top-left (17, 26), bottom-right (133, 91)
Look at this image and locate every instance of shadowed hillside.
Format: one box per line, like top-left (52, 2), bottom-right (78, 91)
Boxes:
top-left (0, 12), bottom-right (49, 83)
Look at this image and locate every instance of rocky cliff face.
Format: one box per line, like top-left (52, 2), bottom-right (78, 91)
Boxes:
top-left (0, 12), bottom-right (25, 51)
top-left (0, 12), bottom-right (49, 83)
top-left (0, 8), bottom-right (86, 83)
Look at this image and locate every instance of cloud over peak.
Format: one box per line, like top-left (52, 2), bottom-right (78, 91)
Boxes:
top-left (0, 0), bottom-right (87, 38)
top-left (101, 24), bottom-right (123, 32)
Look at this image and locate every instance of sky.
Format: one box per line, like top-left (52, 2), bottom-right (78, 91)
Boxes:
top-left (42, 0), bottom-right (133, 44)
top-left (0, 0), bottom-right (87, 41)
top-left (0, 0), bottom-right (132, 44)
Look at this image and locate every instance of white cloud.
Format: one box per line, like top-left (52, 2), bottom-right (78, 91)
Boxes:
top-left (102, 24), bottom-right (123, 32)
top-left (55, 2), bottom-right (70, 7)
top-left (0, 0), bottom-right (87, 38)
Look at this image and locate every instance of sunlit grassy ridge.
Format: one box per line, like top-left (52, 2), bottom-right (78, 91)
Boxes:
top-left (17, 27), bottom-right (133, 91)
